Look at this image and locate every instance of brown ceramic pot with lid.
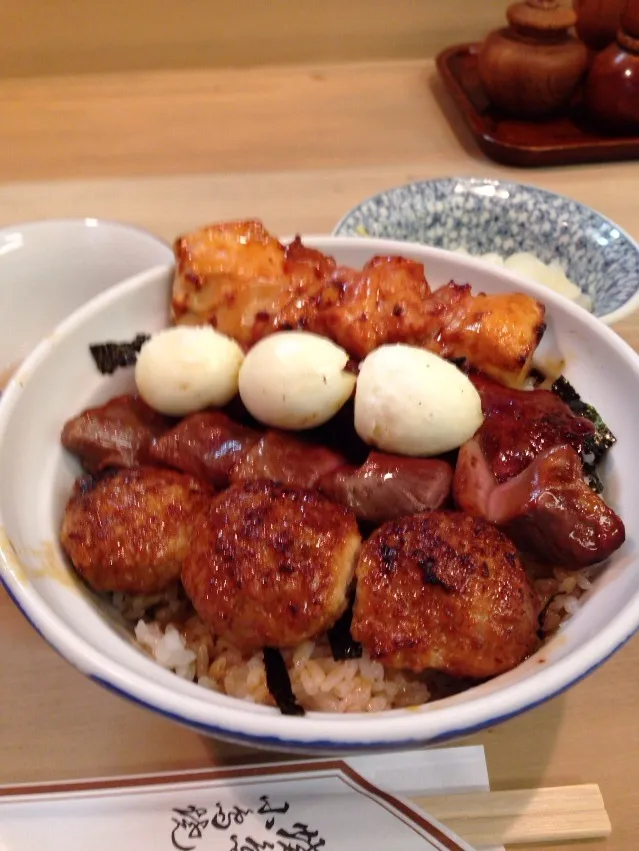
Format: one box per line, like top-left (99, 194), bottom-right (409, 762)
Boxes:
top-left (583, 0), bottom-right (639, 133)
top-left (478, 0), bottom-right (589, 118)
top-left (573, 0), bottom-right (626, 51)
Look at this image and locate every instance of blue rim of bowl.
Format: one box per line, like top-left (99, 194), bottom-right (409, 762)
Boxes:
top-left (1, 250), bottom-right (639, 750)
top-left (332, 176), bottom-right (639, 327)
top-left (2, 565), bottom-right (638, 752)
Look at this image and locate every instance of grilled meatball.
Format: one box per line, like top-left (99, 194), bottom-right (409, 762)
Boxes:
top-left (351, 511), bottom-right (539, 679)
top-left (182, 480), bottom-right (361, 651)
top-left (60, 467), bottom-right (211, 594)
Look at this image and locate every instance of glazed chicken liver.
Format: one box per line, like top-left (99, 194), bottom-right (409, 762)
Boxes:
top-left (454, 438), bottom-right (625, 567)
top-left (61, 394), bottom-right (172, 474)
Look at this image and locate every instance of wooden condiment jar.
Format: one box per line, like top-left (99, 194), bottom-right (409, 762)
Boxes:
top-left (478, 0), bottom-right (589, 119)
top-left (573, 0), bottom-right (625, 51)
top-left (584, 0), bottom-right (639, 133)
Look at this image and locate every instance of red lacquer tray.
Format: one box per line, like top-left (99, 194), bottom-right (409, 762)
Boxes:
top-left (436, 42), bottom-right (639, 168)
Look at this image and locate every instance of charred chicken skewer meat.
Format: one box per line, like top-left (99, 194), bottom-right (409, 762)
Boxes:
top-left (171, 220), bottom-right (546, 388)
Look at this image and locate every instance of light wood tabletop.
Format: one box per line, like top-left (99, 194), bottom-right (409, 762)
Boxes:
top-left (1, 59), bottom-right (638, 851)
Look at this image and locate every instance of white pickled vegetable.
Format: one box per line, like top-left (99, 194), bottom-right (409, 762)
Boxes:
top-left (454, 247), bottom-right (591, 310)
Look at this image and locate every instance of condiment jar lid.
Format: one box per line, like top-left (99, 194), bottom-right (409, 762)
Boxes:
top-left (621, 0), bottom-right (639, 40)
top-left (507, 0), bottom-right (577, 32)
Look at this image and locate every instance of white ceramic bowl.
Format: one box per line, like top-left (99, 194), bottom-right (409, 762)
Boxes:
top-left (1, 237), bottom-right (638, 753)
top-left (0, 218), bottom-right (172, 379)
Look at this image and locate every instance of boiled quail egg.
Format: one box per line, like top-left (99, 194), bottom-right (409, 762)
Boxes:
top-left (238, 331), bottom-right (356, 429)
top-left (354, 344), bottom-right (484, 456)
top-left (135, 325), bottom-right (244, 416)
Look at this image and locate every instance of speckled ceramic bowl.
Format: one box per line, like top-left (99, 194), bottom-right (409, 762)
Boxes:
top-left (334, 177), bottom-right (639, 325)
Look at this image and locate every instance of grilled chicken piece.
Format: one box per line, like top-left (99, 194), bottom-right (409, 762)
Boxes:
top-left (454, 439), bottom-right (625, 567)
top-left (351, 511), bottom-right (539, 679)
top-left (148, 411), bottom-right (261, 487)
top-left (318, 452), bottom-right (453, 524)
top-left (471, 373), bottom-right (596, 482)
top-left (421, 284), bottom-right (546, 388)
top-left (171, 220), bottom-right (285, 345)
top-left (171, 221), bottom-right (335, 347)
top-left (288, 273), bottom-right (545, 387)
top-left (274, 255), bottom-right (433, 358)
top-left (254, 235), bottom-right (338, 343)
top-left (61, 394), bottom-right (172, 475)
top-left (170, 221), bottom-right (546, 386)
top-left (60, 467), bottom-right (211, 594)
top-left (230, 430), bottom-right (346, 490)
top-left (182, 481), bottom-right (361, 651)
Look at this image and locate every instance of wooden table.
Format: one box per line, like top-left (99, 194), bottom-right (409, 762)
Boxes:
top-left (1, 59), bottom-right (638, 850)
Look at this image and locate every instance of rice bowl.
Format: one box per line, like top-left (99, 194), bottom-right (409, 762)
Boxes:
top-left (1, 237), bottom-right (638, 751)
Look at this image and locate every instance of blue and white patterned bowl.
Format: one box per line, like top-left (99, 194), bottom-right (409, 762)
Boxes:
top-left (334, 177), bottom-right (639, 325)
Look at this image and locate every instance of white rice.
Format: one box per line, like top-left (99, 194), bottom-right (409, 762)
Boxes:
top-left (135, 621), bottom-right (197, 680)
top-left (536, 566), bottom-right (593, 635)
top-left (128, 603), bottom-right (430, 712)
top-left (122, 563), bottom-right (591, 713)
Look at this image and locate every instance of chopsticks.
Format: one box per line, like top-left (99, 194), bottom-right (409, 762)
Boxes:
top-left (410, 784), bottom-right (611, 847)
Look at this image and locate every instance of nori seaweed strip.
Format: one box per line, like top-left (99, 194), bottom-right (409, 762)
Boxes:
top-left (327, 605), bottom-right (363, 660)
top-left (89, 334), bottom-right (150, 375)
top-left (583, 466), bottom-right (604, 495)
top-left (551, 375), bottom-right (616, 494)
top-left (263, 647), bottom-right (305, 716)
top-left (447, 356), bottom-right (469, 373)
top-left (537, 594), bottom-right (556, 639)
top-left (528, 367), bottom-right (547, 388)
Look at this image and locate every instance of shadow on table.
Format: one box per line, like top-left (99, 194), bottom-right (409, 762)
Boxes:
top-left (464, 690), bottom-right (566, 791)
